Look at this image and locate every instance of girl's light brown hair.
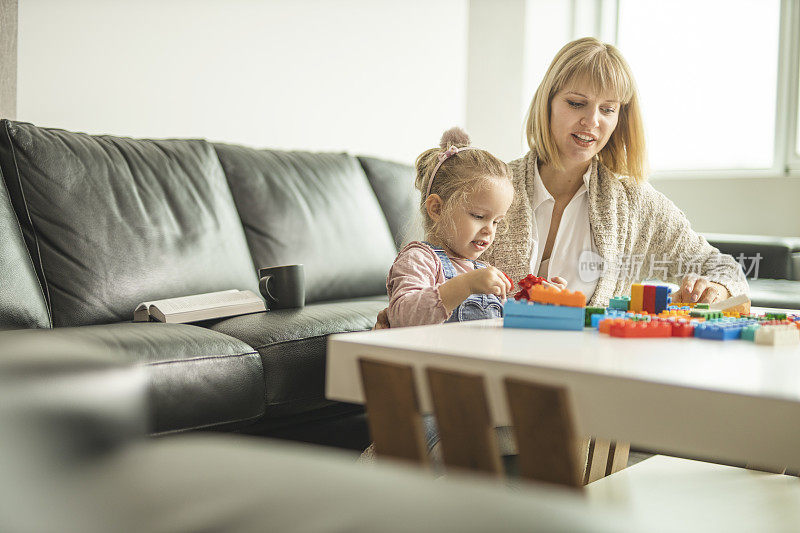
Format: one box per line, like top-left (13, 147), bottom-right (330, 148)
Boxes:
top-left (415, 127), bottom-right (512, 239)
top-left (525, 37), bottom-right (648, 182)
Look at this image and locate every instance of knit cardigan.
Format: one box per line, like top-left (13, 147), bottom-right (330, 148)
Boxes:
top-left (481, 150), bottom-right (750, 307)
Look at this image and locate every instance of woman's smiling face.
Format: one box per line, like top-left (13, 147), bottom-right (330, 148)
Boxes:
top-left (549, 79), bottom-right (620, 169)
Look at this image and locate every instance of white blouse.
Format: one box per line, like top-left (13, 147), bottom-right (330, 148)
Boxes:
top-left (529, 161), bottom-right (599, 302)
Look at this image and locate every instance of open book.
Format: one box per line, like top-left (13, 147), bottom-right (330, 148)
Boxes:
top-left (133, 289), bottom-right (266, 324)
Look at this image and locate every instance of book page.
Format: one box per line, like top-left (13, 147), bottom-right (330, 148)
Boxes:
top-left (133, 289), bottom-right (265, 322)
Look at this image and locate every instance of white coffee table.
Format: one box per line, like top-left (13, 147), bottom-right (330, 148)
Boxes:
top-left (326, 309), bottom-right (800, 472)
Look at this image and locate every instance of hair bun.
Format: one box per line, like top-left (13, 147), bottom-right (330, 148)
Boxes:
top-left (439, 127), bottom-right (471, 149)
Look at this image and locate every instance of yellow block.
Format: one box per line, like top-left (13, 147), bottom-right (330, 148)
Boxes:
top-left (630, 283), bottom-right (644, 313)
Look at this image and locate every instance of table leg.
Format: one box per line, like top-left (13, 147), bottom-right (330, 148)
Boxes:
top-left (426, 367), bottom-right (503, 477)
top-left (585, 438), bottom-right (612, 484)
top-left (607, 441), bottom-right (630, 476)
top-left (505, 378), bottom-right (584, 489)
top-left (358, 358), bottom-right (428, 466)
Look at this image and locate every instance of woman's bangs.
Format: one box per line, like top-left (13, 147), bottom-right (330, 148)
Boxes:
top-left (559, 54), bottom-right (634, 105)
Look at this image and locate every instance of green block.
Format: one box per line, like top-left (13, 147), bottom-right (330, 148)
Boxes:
top-left (690, 309), bottom-right (723, 319)
top-left (766, 312), bottom-right (787, 320)
top-left (695, 303), bottom-right (710, 309)
top-left (584, 307), bottom-right (605, 326)
top-left (741, 324), bottom-right (760, 341)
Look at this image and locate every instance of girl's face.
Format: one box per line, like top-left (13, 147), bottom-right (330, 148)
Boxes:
top-left (549, 79), bottom-right (620, 170)
top-left (433, 177), bottom-right (514, 260)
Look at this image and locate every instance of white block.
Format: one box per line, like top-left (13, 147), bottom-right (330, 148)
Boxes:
top-left (709, 294), bottom-right (750, 311)
top-left (754, 325), bottom-right (800, 346)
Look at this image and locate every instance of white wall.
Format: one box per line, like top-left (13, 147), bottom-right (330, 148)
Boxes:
top-left (16, 0), bottom-right (797, 236)
top-left (17, 0), bottom-right (467, 164)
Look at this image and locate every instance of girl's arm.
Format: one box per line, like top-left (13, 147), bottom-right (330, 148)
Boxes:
top-left (438, 267), bottom-right (512, 313)
top-left (386, 247), bottom-right (452, 328)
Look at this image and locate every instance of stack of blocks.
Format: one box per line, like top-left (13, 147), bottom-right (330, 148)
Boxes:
top-left (629, 284), bottom-right (671, 314)
top-left (504, 286), bottom-right (586, 331)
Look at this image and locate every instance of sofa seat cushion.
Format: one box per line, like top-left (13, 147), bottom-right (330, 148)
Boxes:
top-left (208, 297), bottom-right (387, 418)
top-left (12, 323), bottom-right (266, 434)
top-left (214, 144), bottom-right (397, 303)
top-left (0, 330), bottom-right (148, 451)
top-left (748, 279), bottom-right (800, 309)
top-left (0, 120), bottom-right (260, 327)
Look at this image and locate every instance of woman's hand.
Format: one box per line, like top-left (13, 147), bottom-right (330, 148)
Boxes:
top-left (465, 266), bottom-right (514, 301)
top-left (547, 276), bottom-right (568, 291)
top-left (673, 274), bottom-right (729, 304)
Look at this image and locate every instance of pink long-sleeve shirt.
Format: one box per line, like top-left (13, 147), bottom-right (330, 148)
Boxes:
top-left (386, 241), bottom-right (481, 328)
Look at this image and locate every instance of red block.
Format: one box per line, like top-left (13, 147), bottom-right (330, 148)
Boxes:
top-left (609, 320), bottom-right (671, 338)
top-left (671, 320), bottom-right (694, 337)
top-left (642, 285), bottom-right (656, 315)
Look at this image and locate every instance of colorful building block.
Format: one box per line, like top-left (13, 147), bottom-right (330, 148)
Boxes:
top-left (754, 325), bottom-right (800, 346)
top-left (689, 309), bottom-right (723, 320)
top-left (609, 319), bottom-right (671, 338)
top-left (503, 300), bottom-right (584, 331)
top-left (654, 286), bottom-right (671, 314)
top-left (609, 296), bottom-right (630, 311)
top-left (585, 307), bottom-right (605, 326)
top-left (642, 285), bottom-right (656, 314)
top-left (709, 294), bottom-right (751, 315)
top-left (671, 320), bottom-right (695, 337)
top-left (630, 284), bottom-right (644, 313)
top-left (526, 286), bottom-right (586, 307)
top-left (694, 322), bottom-right (747, 341)
top-left (741, 324), bottom-right (761, 341)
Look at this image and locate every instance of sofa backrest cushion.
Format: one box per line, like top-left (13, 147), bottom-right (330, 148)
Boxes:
top-left (0, 120), bottom-right (259, 327)
top-left (356, 156), bottom-right (420, 250)
top-left (214, 144), bottom-right (397, 303)
top-left (0, 166), bottom-right (50, 329)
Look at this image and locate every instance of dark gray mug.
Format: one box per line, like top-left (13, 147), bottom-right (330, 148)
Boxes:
top-left (258, 264), bottom-right (305, 309)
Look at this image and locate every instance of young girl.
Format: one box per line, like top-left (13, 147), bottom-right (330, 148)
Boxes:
top-left (385, 127), bottom-right (515, 327)
top-left (386, 127), bottom-right (571, 328)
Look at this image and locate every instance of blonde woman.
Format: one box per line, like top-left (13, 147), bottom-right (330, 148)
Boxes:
top-left (376, 37), bottom-right (747, 329)
top-left (479, 37), bottom-right (748, 306)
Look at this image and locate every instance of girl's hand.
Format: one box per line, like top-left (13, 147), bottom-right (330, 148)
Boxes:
top-left (547, 276), bottom-right (568, 291)
top-left (373, 307), bottom-right (390, 330)
top-left (465, 266), bottom-right (513, 301)
top-left (673, 274), bottom-right (729, 304)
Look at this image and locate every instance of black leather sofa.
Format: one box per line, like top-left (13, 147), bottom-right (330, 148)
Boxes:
top-left (0, 119), bottom-right (416, 447)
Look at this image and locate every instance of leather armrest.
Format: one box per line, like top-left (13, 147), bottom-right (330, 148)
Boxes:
top-left (701, 232), bottom-right (800, 280)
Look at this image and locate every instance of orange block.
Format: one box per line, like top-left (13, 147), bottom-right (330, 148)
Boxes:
top-left (526, 285), bottom-right (586, 307)
top-left (599, 318), bottom-right (625, 335)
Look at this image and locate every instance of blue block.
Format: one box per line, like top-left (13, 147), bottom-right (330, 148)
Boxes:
top-left (693, 322), bottom-right (748, 340)
top-left (591, 312), bottom-right (606, 328)
top-left (504, 301), bottom-right (584, 320)
top-left (504, 314), bottom-right (583, 331)
top-left (655, 286), bottom-right (670, 314)
top-left (504, 301), bottom-right (584, 330)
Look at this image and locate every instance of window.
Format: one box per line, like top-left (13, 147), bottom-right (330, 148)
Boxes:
top-left (616, 0), bottom-right (781, 172)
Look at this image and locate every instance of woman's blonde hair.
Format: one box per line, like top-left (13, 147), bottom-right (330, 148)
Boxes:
top-left (415, 127), bottom-right (512, 240)
top-left (525, 37), bottom-right (647, 182)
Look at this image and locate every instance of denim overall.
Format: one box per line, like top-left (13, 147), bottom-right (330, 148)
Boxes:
top-left (421, 242), bottom-right (504, 454)
top-left (423, 242), bottom-right (504, 322)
